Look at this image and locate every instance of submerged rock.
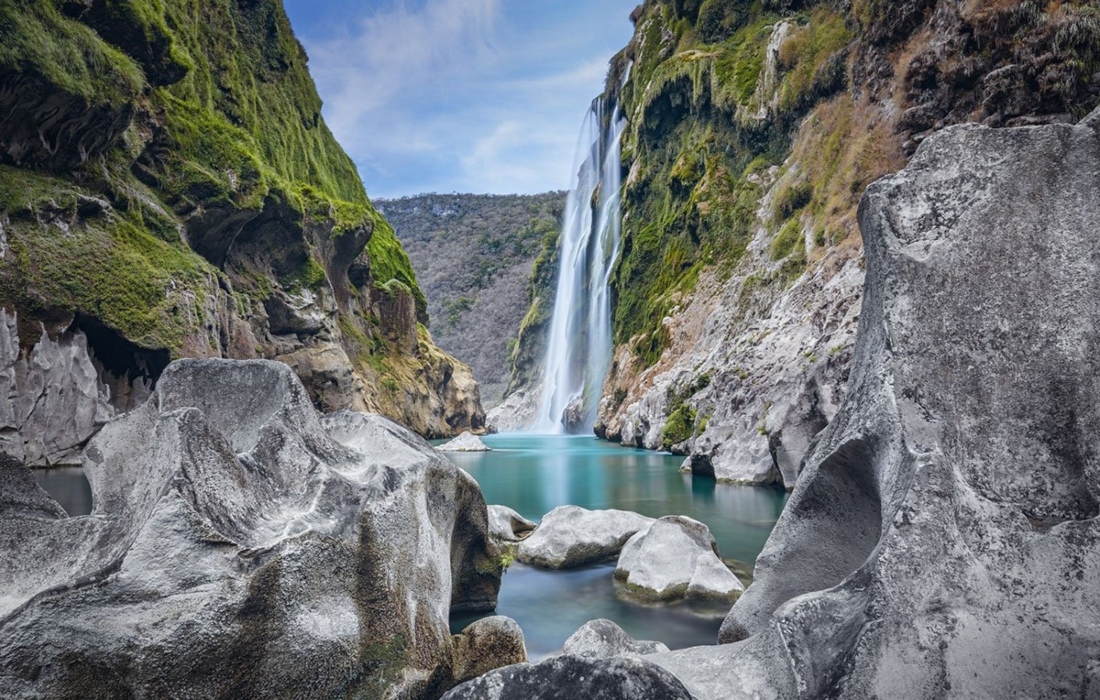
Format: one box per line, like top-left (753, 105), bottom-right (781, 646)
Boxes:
top-left (441, 654), bottom-right (694, 700)
top-left (0, 358), bottom-right (502, 700)
top-left (516, 506), bottom-right (654, 569)
top-left (487, 505), bottom-right (537, 542)
top-left (561, 619), bottom-right (669, 659)
top-left (451, 616), bottom-right (528, 685)
top-left (616, 516), bottom-right (744, 603)
top-left (438, 430), bottom-right (491, 452)
top-left (649, 109), bottom-right (1100, 697)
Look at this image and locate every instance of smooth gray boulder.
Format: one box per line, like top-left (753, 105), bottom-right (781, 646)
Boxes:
top-left (0, 358), bottom-right (502, 700)
top-left (451, 615), bottom-right (528, 685)
top-left (615, 515), bottom-right (743, 602)
top-left (440, 654), bottom-right (694, 700)
top-left (438, 430), bottom-right (491, 452)
top-left (487, 504), bottom-right (536, 542)
top-left (561, 619), bottom-right (669, 659)
top-left (516, 505), bottom-right (654, 569)
top-left (662, 109), bottom-right (1100, 698)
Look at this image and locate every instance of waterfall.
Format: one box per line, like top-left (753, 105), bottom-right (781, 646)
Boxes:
top-left (532, 96), bottom-right (626, 434)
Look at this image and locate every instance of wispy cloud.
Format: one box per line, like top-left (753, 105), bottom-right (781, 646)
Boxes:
top-left (290, 0), bottom-right (636, 197)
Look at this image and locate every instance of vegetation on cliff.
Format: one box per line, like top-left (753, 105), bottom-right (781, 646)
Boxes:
top-left (503, 0), bottom-right (1100, 478)
top-left (0, 0), bottom-right (480, 435)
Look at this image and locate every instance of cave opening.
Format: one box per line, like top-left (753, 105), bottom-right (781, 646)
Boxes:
top-left (71, 315), bottom-right (171, 412)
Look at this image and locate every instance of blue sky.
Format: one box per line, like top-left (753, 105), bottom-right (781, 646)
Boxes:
top-left (282, 0), bottom-right (638, 199)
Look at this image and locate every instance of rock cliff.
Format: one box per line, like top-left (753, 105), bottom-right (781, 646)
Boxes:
top-left (380, 193), bottom-right (565, 408)
top-left (452, 100), bottom-right (1100, 700)
top-left (698, 106), bottom-right (1100, 699)
top-left (505, 0), bottom-right (1100, 483)
top-left (0, 0), bottom-right (483, 464)
top-left (0, 358), bottom-right (501, 699)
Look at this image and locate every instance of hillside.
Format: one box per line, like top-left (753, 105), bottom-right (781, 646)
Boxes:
top-left (0, 0), bottom-right (483, 463)
top-left (507, 0), bottom-right (1100, 483)
top-left (381, 193), bottom-right (565, 407)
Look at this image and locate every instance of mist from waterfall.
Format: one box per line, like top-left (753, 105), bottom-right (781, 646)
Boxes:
top-left (532, 96), bottom-right (626, 434)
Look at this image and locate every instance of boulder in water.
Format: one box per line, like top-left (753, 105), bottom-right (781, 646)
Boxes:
top-left (437, 430), bottom-right (492, 451)
top-left (561, 619), bottom-right (669, 659)
top-left (615, 515), bottom-right (743, 602)
top-left (516, 505), bottom-right (655, 569)
top-left (0, 358), bottom-right (502, 700)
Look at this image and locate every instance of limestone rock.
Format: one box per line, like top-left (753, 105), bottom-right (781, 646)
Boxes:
top-left (0, 309), bottom-right (124, 466)
top-left (561, 619), bottom-right (669, 659)
top-left (517, 506), bottom-right (655, 569)
top-left (0, 358), bottom-right (501, 699)
top-left (486, 386), bottom-right (539, 433)
top-left (439, 431), bottom-right (491, 452)
top-left (440, 654), bottom-right (694, 700)
top-left (487, 505), bottom-right (536, 543)
top-left (451, 616), bottom-right (528, 685)
top-left (649, 110), bottom-right (1100, 698)
top-left (615, 516), bottom-right (743, 602)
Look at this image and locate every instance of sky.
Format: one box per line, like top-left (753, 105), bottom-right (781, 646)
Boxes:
top-left (282, 0), bottom-right (638, 199)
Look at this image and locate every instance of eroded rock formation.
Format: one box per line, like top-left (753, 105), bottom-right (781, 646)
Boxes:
top-left (690, 105), bottom-right (1100, 698)
top-left (0, 359), bottom-right (501, 699)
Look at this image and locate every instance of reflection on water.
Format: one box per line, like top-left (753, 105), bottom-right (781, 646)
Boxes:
top-left (33, 467), bottom-right (93, 516)
top-left (443, 433), bottom-right (788, 656)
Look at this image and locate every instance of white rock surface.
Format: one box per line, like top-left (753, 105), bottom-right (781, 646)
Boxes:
top-left (562, 619), bottom-right (669, 659)
top-left (487, 505), bottom-right (536, 542)
top-left (438, 430), bottom-right (491, 452)
top-left (0, 358), bottom-right (502, 699)
top-left (615, 516), bottom-right (743, 602)
top-left (517, 505), bottom-right (655, 569)
top-left (486, 387), bottom-right (539, 433)
top-left (0, 309), bottom-right (124, 466)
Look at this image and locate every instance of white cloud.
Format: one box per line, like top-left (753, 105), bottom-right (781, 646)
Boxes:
top-left (296, 0), bottom-right (637, 196)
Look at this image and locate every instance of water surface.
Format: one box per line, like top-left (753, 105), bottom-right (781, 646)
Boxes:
top-left (444, 433), bottom-right (788, 657)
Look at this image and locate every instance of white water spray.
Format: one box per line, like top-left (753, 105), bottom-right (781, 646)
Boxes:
top-left (532, 96), bottom-right (626, 433)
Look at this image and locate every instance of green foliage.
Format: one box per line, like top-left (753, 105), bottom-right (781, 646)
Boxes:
top-left (776, 8), bottom-right (853, 114)
top-left (366, 215), bottom-right (427, 321)
top-left (770, 218), bottom-right (803, 260)
top-left (774, 181), bottom-right (812, 219)
top-left (697, 0), bottom-right (743, 43)
top-left (662, 404), bottom-right (698, 450)
top-left (713, 19), bottom-right (774, 109)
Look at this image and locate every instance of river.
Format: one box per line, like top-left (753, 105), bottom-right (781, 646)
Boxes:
top-left (443, 433), bottom-right (787, 658)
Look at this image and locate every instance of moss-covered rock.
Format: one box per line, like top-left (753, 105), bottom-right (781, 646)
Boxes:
top-left (0, 0), bottom-right (482, 442)
top-left (594, 0), bottom-right (1100, 483)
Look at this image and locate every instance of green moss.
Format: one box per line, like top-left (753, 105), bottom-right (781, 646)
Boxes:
top-left (0, 182), bottom-right (215, 351)
top-left (662, 404), bottom-right (698, 450)
top-left (771, 218), bottom-right (803, 260)
top-left (776, 8), bottom-right (853, 114)
top-left (713, 18), bottom-right (774, 109)
top-left (367, 215), bottom-right (427, 320)
top-left (0, 1), bottom-right (144, 104)
top-left (281, 255), bottom-right (327, 292)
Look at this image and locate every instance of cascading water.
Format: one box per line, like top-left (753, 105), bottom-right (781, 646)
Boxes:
top-left (532, 96), bottom-right (626, 434)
